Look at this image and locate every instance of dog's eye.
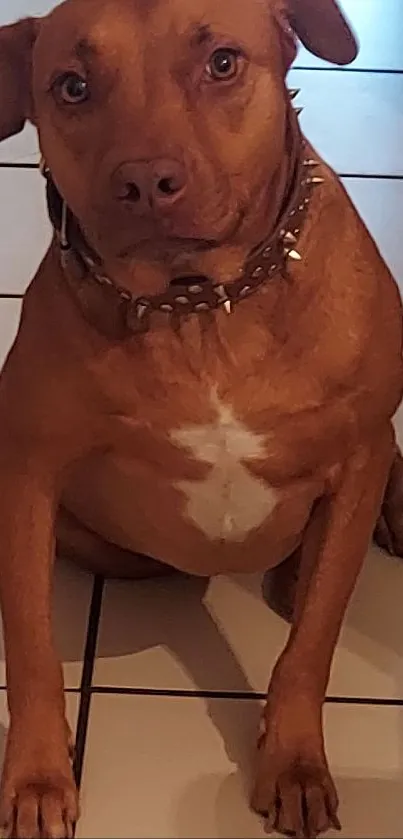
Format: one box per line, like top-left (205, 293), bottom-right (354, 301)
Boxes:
top-left (58, 73), bottom-right (89, 104)
top-left (206, 48), bottom-right (242, 82)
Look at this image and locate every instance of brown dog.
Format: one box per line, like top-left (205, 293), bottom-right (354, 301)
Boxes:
top-left (0, 0), bottom-right (402, 836)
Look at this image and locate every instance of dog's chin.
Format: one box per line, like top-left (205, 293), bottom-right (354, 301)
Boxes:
top-left (113, 209), bottom-right (243, 261)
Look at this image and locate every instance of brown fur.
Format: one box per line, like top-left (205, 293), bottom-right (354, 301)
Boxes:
top-left (0, 0), bottom-right (401, 836)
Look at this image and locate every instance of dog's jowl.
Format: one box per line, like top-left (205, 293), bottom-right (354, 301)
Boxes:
top-left (0, 0), bottom-right (402, 836)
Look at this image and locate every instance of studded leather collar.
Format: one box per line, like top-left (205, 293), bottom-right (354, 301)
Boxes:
top-left (42, 101), bottom-right (321, 339)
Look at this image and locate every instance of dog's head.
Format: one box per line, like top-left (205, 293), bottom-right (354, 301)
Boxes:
top-left (0, 0), bottom-right (357, 266)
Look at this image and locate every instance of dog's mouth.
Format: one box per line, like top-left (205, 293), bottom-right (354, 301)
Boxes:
top-left (117, 235), bottom-right (219, 260)
top-left (116, 211), bottom-right (244, 260)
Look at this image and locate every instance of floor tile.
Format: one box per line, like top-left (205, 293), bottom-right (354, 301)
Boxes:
top-left (0, 168), bottom-right (51, 294)
top-left (288, 69), bottom-right (403, 176)
top-left (94, 572), bottom-right (285, 695)
top-left (0, 299), bottom-right (22, 368)
top-left (343, 177), bottom-right (403, 292)
top-left (0, 558), bottom-right (93, 688)
top-left (394, 402), bottom-right (403, 449)
top-left (295, 0), bottom-right (403, 71)
top-left (78, 693), bottom-right (403, 838)
top-left (93, 543), bottom-right (403, 701)
top-left (0, 127), bottom-right (39, 166)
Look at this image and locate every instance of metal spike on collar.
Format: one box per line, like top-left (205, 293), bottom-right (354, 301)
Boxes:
top-left (288, 88), bottom-right (300, 100)
top-left (136, 302), bottom-right (149, 320)
top-left (214, 284), bottom-right (232, 314)
top-left (283, 231), bottom-right (297, 245)
top-left (286, 249), bottom-right (302, 261)
top-left (304, 158), bottom-right (319, 168)
top-left (294, 107), bottom-right (303, 117)
top-left (309, 176), bottom-right (325, 185)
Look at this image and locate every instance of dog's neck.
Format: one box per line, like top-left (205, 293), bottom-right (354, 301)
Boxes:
top-left (44, 105), bottom-right (322, 338)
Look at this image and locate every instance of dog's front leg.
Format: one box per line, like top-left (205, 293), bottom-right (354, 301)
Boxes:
top-left (0, 448), bottom-right (78, 839)
top-left (252, 425), bottom-right (394, 838)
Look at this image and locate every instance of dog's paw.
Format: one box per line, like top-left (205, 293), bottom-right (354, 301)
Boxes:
top-left (252, 757), bottom-right (340, 837)
top-left (251, 699), bottom-right (340, 837)
top-left (0, 721), bottom-right (79, 839)
top-left (0, 775), bottom-right (78, 839)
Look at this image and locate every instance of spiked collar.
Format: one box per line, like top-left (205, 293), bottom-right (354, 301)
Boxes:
top-left (42, 100), bottom-right (322, 339)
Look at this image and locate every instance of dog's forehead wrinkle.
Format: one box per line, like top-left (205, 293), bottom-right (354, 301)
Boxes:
top-left (42, 0), bottom-right (275, 66)
top-left (74, 36), bottom-right (100, 61)
top-left (136, 0), bottom-right (274, 49)
top-left (188, 22), bottom-right (213, 47)
top-left (39, 2), bottom-right (142, 68)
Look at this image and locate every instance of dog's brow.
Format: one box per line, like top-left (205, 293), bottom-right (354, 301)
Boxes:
top-left (188, 24), bottom-right (213, 48)
top-left (74, 37), bottom-right (100, 61)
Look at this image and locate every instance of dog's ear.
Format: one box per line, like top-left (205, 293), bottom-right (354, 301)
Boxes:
top-left (287, 0), bottom-right (358, 65)
top-left (0, 18), bottom-right (39, 141)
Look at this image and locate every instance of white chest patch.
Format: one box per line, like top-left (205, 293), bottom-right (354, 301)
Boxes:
top-left (169, 393), bottom-right (278, 541)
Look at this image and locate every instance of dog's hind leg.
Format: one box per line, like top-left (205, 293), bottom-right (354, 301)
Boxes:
top-left (56, 506), bottom-right (177, 579)
top-left (374, 446), bottom-right (403, 557)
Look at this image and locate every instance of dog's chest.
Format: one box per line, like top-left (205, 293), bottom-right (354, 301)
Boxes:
top-left (168, 391), bottom-right (278, 541)
top-left (97, 317), bottom-right (329, 550)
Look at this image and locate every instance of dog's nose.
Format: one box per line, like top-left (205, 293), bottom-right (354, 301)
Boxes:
top-left (111, 158), bottom-right (187, 211)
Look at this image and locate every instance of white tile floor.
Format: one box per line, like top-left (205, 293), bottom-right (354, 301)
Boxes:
top-left (77, 697), bottom-right (403, 839)
top-left (0, 0), bottom-right (403, 837)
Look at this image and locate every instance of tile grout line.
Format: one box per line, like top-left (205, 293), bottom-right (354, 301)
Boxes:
top-left (88, 685), bottom-right (403, 707)
top-left (293, 65), bottom-right (403, 74)
top-left (73, 574), bottom-right (104, 792)
top-left (0, 162), bottom-right (38, 169)
top-left (325, 695), bottom-right (403, 706)
top-left (339, 173), bottom-right (403, 180)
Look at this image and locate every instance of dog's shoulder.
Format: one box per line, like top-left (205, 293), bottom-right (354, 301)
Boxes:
top-left (283, 158), bottom-right (403, 407)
